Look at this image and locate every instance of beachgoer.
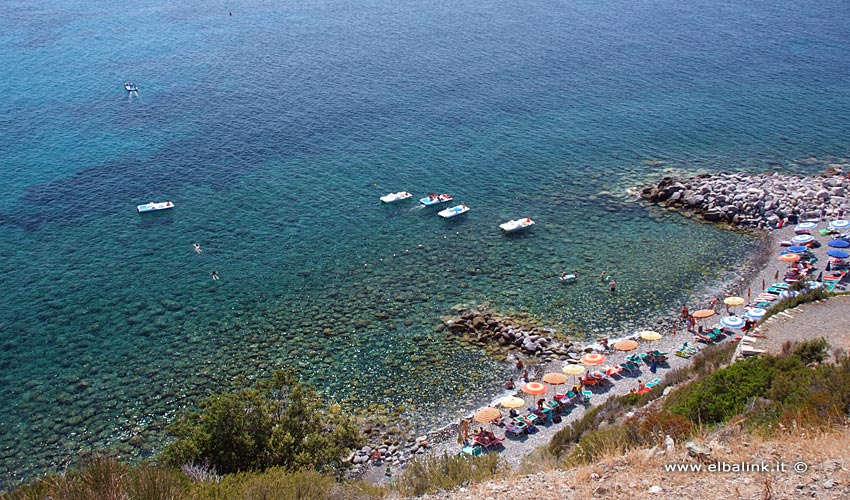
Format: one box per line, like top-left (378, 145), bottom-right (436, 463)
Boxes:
top-left (193, 243), bottom-right (202, 254)
top-left (370, 448), bottom-right (382, 464)
top-left (650, 358), bottom-right (658, 373)
top-left (680, 305), bottom-right (689, 321)
top-left (537, 398), bottom-right (545, 410)
top-left (709, 297), bottom-right (718, 310)
top-left (600, 338), bottom-right (609, 351)
top-left (629, 387), bottom-right (637, 394)
top-left (521, 369), bottom-right (529, 383)
top-left (560, 272), bottom-right (567, 280)
top-left (460, 418), bottom-right (470, 440)
top-left (515, 358), bottom-right (524, 370)
top-left (609, 279), bottom-right (617, 294)
top-left (687, 314), bottom-right (696, 331)
top-left (637, 379), bottom-right (645, 391)
top-left (600, 271), bottom-right (607, 281)
top-left (504, 379), bottom-right (515, 390)
top-left (509, 409), bottom-right (519, 418)
top-left (210, 270), bottom-right (220, 280)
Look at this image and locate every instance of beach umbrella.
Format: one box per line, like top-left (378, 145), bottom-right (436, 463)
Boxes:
top-left (827, 249), bottom-right (850, 259)
top-left (827, 239), bottom-right (850, 248)
top-left (720, 316), bottom-right (746, 330)
top-left (779, 253), bottom-right (801, 263)
top-left (639, 330), bottom-right (662, 341)
top-left (787, 245), bottom-right (809, 254)
top-left (791, 234), bottom-right (814, 245)
top-left (829, 219), bottom-right (850, 229)
top-left (613, 339), bottom-right (639, 351)
top-left (562, 364), bottom-right (585, 376)
top-left (745, 308), bottom-right (767, 320)
top-left (473, 407), bottom-right (502, 424)
top-left (723, 296), bottom-right (745, 307)
top-left (580, 353), bottom-right (606, 366)
top-left (521, 382), bottom-right (548, 396)
top-left (795, 222), bottom-right (817, 232)
top-left (499, 396), bottom-right (525, 409)
top-left (542, 372), bottom-right (568, 386)
top-left (692, 309), bottom-right (716, 319)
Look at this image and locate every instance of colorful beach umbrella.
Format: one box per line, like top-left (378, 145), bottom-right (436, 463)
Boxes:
top-left (542, 372), bottom-right (568, 385)
top-left (828, 239), bottom-right (850, 248)
top-left (580, 353), bottom-right (606, 365)
top-left (639, 330), bottom-right (662, 341)
top-left (791, 234), bottom-right (814, 245)
top-left (613, 339), bottom-right (639, 351)
top-left (829, 219), bottom-right (850, 229)
top-left (720, 316), bottom-right (746, 329)
top-left (827, 249), bottom-right (850, 259)
top-left (779, 253), bottom-right (801, 263)
top-left (795, 222), bottom-right (817, 231)
top-left (562, 364), bottom-right (585, 376)
top-left (692, 309), bottom-right (716, 319)
top-left (723, 296), bottom-right (745, 307)
top-left (499, 396), bottom-right (525, 409)
top-left (473, 407), bottom-right (502, 423)
top-left (521, 382), bottom-right (548, 395)
top-left (787, 245), bottom-right (809, 254)
top-left (745, 308), bottom-right (767, 320)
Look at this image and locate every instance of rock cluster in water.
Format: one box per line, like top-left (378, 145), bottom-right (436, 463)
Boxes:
top-left (442, 309), bottom-right (575, 362)
top-left (640, 169), bottom-right (850, 229)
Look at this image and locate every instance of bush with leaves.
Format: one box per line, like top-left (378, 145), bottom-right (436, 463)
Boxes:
top-left (160, 370), bottom-right (364, 475)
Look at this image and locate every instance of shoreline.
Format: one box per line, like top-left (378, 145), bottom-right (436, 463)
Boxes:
top-left (356, 170), bottom-right (849, 483)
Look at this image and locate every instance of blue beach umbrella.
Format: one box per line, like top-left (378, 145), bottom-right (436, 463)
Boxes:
top-left (790, 234), bottom-right (814, 245)
top-left (787, 245), bottom-right (808, 254)
top-left (795, 222), bottom-right (817, 232)
top-left (720, 316), bottom-right (746, 330)
top-left (827, 239), bottom-right (850, 248)
top-left (745, 308), bottom-right (767, 320)
top-left (827, 249), bottom-right (850, 259)
top-left (829, 219), bottom-right (850, 229)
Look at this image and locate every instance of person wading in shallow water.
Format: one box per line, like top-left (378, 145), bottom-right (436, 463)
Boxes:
top-left (609, 279), bottom-right (617, 294)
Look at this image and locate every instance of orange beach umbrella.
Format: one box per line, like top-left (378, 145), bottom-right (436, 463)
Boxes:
top-left (581, 353), bottom-right (606, 365)
top-left (473, 407), bottom-right (502, 423)
top-left (542, 372), bottom-right (568, 385)
top-left (521, 382), bottom-right (548, 395)
top-left (779, 253), bottom-right (800, 263)
top-left (692, 309), bottom-right (716, 319)
top-left (613, 339), bottom-right (639, 351)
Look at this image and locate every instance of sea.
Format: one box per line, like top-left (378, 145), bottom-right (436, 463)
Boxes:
top-left (2, 0), bottom-right (850, 482)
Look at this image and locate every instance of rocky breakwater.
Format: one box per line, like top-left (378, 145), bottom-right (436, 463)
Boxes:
top-left (640, 169), bottom-right (850, 229)
top-left (442, 308), bottom-right (575, 363)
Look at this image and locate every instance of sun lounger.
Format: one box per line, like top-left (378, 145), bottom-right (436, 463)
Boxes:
top-left (581, 390), bottom-right (592, 405)
top-left (460, 445), bottom-right (483, 457)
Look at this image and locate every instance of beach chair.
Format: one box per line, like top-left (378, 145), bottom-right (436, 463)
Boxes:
top-left (581, 390), bottom-right (592, 405)
top-left (460, 445), bottom-right (483, 457)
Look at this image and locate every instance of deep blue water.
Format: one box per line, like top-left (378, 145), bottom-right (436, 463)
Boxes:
top-left (2, 0), bottom-right (850, 481)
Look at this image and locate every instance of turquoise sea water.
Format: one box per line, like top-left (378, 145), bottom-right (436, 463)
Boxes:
top-left (2, 0), bottom-right (850, 480)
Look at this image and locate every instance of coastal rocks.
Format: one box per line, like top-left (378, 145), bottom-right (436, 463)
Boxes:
top-left (640, 170), bottom-right (850, 229)
top-left (441, 309), bottom-right (574, 361)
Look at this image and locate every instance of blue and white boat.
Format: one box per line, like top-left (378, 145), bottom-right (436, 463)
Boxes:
top-left (137, 201), bottom-right (174, 213)
top-left (499, 217), bottom-right (535, 233)
top-left (419, 193), bottom-right (453, 206)
top-left (124, 82), bottom-right (139, 92)
top-left (438, 204), bottom-right (469, 219)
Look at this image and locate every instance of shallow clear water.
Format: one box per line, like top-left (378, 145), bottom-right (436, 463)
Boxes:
top-left (2, 0), bottom-right (850, 480)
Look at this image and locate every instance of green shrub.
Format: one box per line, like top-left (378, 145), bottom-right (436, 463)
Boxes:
top-left (566, 424), bottom-right (642, 465)
top-left (638, 411), bottom-right (695, 442)
top-left (161, 369), bottom-right (364, 475)
top-left (191, 468), bottom-right (338, 500)
top-left (792, 337), bottom-right (830, 365)
top-left (394, 452), bottom-right (505, 497)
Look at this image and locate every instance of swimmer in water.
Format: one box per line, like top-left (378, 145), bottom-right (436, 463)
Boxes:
top-left (193, 243), bottom-right (203, 254)
top-left (211, 270), bottom-right (220, 281)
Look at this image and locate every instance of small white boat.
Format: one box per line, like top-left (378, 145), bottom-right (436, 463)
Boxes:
top-left (438, 204), bottom-right (469, 219)
top-left (380, 191), bottom-right (413, 203)
top-left (124, 82), bottom-right (139, 92)
top-left (500, 217), bottom-right (535, 233)
top-left (419, 193), bottom-right (453, 206)
top-left (137, 201), bottom-right (174, 213)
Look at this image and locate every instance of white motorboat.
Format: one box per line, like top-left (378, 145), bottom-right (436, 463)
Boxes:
top-left (438, 204), bottom-right (470, 219)
top-left (419, 193), bottom-right (453, 206)
top-left (137, 201), bottom-right (174, 213)
top-left (499, 217), bottom-right (535, 233)
top-left (380, 191), bottom-right (413, 203)
top-left (124, 82), bottom-right (139, 92)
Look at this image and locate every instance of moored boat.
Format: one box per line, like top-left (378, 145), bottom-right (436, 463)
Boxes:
top-left (137, 201), bottom-right (174, 213)
top-left (419, 193), bottom-right (453, 206)
top-left (499, 217), bottom-right (535, 233)
top-left (380, 191), bottom-right (413, 203)
top-left (438, 204), bottom-right (470, 219)
top-left (124, 82), bottom-right (139, 92)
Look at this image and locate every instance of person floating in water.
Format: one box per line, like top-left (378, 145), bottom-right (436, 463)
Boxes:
top-left (193, 243), bottom-right (203, 254)
top-left (609, 279), bottom-right (617, 294)
top-left (211, 270), bottom-right (220, 281)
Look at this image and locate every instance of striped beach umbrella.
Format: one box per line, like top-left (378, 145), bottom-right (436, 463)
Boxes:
top-left (745, 308), bottom-right (767, 320)
top-left (829, 219), bottom-right (850, 229)
top-left (720, 316), bottom-right (746, 329)
top-left (580, 353), bottom-right (606, 366)
top-left (521, 382), bottom-right (548, 396)
top-left (791, 234), bottom-right (814, 245)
